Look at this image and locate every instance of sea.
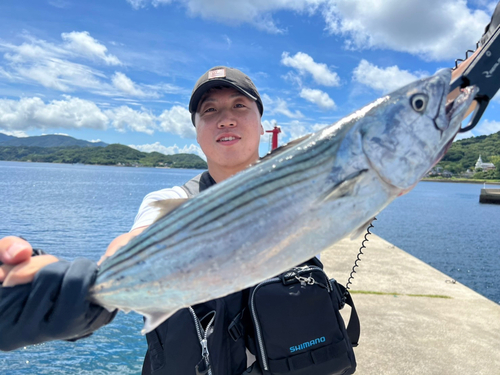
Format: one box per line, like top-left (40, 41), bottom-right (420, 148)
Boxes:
top-left (0, 160), bottom-right (499, 374)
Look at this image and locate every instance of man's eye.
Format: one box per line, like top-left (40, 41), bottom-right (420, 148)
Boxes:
top-left (235, 103), bottom-right (245, 108)
top-left (204, 107), bottom-right (215, 113)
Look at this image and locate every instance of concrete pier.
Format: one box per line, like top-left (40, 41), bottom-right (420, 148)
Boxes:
top-left (321, 235), bottom-right (500, 375)
top-left (480, 188), bottom-right (500, 204)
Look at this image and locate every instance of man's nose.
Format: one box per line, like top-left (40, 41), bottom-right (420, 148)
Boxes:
top-left (217, 122), bottom-right (236, 128)
top-left (217, 111), bottom-right (237, 128)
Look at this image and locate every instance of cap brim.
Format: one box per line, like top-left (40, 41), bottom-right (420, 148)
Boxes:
top-left (189, 80), bottom-right (258, 114)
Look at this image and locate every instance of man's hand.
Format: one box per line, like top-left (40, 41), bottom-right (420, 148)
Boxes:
top-left (0, 236), bottom-right (58, 287)
top-left (0, 237), bottom-right (118, 351)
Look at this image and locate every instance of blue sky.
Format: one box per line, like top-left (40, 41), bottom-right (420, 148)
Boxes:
top-left (0, 0), bottom-right (498, 159)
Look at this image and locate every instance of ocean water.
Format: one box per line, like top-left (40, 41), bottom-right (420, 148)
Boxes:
top-left (0, 161), bottom-right (499, 374)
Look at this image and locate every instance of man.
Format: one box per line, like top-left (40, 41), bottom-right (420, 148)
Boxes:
top-left (2, 4), bottom-right (500, 369)
top-left (0, 66), bottom-right (265, 374)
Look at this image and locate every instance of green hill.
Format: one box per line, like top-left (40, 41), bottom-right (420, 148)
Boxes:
top-left (0, 133), bottom-right (16, 143)
top-left (0, 133), bottom-right (108, 148)
top-left (434, 131), bottom-right (500, 179)
top-left (0, 144), bottom-right (207, 169)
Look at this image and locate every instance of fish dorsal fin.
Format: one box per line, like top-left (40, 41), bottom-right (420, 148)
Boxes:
top-left (150, 199), bottom-right (189, 222)
top-left (321, 169), bottom-right (368, 202)
top-left (258, 133), bottom-right (313, 163)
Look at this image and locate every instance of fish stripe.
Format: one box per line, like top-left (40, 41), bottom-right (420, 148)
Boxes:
top-left (98, 135), bottom-right (343, 278)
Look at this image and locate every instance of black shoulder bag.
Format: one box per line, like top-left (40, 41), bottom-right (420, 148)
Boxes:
top-left (246, 259), bottom-right (359, 375)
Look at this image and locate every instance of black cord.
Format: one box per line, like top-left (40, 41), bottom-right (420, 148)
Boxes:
top-left (343, 218), bottom-right (376, 302)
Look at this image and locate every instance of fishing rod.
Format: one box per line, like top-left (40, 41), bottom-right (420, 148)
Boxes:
top-left (450, 23), bottom-right (500, 133)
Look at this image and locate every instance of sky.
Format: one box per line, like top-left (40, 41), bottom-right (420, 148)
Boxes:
top-left (0, 0), bottom-right (498, 159)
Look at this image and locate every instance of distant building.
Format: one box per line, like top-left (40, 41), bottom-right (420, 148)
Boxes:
top-left (475, 155), bottom-right (496, 171)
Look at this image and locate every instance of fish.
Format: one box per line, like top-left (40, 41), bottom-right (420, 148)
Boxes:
top-left (89, 68), bottom-right (477, 333)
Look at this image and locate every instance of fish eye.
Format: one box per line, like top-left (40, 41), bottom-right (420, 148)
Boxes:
top-left (410, 94), bottom-right (428, 113)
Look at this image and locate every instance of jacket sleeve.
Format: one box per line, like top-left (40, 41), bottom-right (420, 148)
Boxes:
top-left (0, 258), bottom-right (117, 351)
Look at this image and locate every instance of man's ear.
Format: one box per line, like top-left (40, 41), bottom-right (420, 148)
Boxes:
top-left (260, 123), bottom-right (264, 135)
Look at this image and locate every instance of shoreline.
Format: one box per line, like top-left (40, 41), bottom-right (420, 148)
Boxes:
top-left (0, 159), bottom-right (204, 170)
top-left (421, 178), bottom-right (500, 185)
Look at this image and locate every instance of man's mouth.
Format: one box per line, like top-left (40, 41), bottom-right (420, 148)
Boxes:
top-left (217, 136), bottom-right (241, 143)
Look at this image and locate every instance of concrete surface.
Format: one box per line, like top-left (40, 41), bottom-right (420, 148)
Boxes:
top-left (480, 188), bottom-right (500, 204)
top-left (321, 234), bottom-right (500, 375)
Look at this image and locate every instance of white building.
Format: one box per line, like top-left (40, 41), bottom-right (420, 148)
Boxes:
top-left (475, 155), bottom-right (496, 171)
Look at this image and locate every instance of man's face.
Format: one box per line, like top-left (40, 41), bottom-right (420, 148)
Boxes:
top-left (194, 86), bottom-right (264, 174)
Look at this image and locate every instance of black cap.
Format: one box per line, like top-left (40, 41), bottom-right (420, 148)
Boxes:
top-left (189, 66), bottom-right (264, 126)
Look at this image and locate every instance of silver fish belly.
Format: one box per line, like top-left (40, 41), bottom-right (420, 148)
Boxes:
top-left (90, 69), bottom-right (477, 333)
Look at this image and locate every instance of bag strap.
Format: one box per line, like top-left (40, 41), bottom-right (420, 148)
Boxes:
top-left (268, 340), bottom-right (351, 373)
top-left (337, 284), bottom-right (360, 347)
top-left (228, 308), bottom-right (246, 341)
top-left (181, 171), bottom-right (216, 197)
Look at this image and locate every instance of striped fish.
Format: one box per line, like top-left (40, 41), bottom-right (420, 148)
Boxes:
top-left (90, 69), bottom-right (477, 333)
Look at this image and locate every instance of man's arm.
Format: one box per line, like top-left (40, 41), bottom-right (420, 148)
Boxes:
top-left (0, 229), bottom-right (146, 352)
top-left (0, 227), bottom-right (147, 286)
top-left (98, 226), bottom-right (147, 265)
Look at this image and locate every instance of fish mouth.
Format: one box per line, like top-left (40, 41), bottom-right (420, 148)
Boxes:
top-left (444, 85), bottom-right (478, 126)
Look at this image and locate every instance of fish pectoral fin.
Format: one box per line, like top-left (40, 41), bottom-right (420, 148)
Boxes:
top-left (350, 217), bottom-right (375, 240)
top-left (150, 199), bottom-right (189, 222)
top-left (321, 169), bottom-right (369, 202)
top-left (141, 310), bottom-right (176, 334)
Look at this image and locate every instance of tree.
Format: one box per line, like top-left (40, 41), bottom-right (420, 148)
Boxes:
top-left (490, 155), bottom-right (500, 168)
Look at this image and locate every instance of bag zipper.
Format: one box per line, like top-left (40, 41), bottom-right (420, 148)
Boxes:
top-left (189, 307), bottom-right (215, 375)
top-left (250, 266), bottom-right (331, 371)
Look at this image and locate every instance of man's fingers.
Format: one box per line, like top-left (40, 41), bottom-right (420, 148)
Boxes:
top-left (2, 255), bottom-right (59, 287)
top-left (0, 264), bottom-right (15, 282)
top-left (0, 237), bottom-right (33, 264)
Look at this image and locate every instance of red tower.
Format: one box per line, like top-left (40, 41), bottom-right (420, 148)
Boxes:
top-left (266, 125), bottom-right (281, 151)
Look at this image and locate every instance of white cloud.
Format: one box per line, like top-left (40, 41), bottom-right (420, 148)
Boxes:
top-left (61, 31), bottom-right (121, 65)
top-left (473, 119), bottom-right (500, 136)
top-left (158, 106), bottom-right (196, 138)
top-left (0, 96), bottom-right (108, 131)
top-left (0, 95), bottom-right (197, 137)
top-left (281, 120), bottom-right (310, 141)
top-left (129, 141), bottom-right (205, 159)
top-left (124, 0), bottom-right (488, 59)
top-left (281, 52), bottom-right (340, 86)
top-left (299, 88), bottom-right (336, 109)
top-left (112, 72), bottom-right (151, 97)
top-left (262, 94), bottom-right (304, 119)
top-left (90, 139), bottom-right (102, 143)
top-left (352, 59), bottom-right (426, 93)
top-left (274, 98), bottom-right (304, 118)
top-left (322, 0), bottom-right (490, 61)
top-left (105, 106), bottom-right (157, 134)
top-left (0, 35), bottom-right (110, 93)
top-left (0, 129), bottom-right (29, 137)
top-left (128, 0), bottom-right (323, 33)
top-left (0, 66), bottom-right (13, 80)
top-left (282, 71), bottom-right (303, 86)
top-left (277, 120), bottom-right (332, 143)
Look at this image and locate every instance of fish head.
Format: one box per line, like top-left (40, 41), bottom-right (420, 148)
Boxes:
top-left (360, 68), bottom-right (478, 192)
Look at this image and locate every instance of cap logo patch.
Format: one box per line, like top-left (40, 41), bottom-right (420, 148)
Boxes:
top-left (208, 68), bottom-right (226, 79)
